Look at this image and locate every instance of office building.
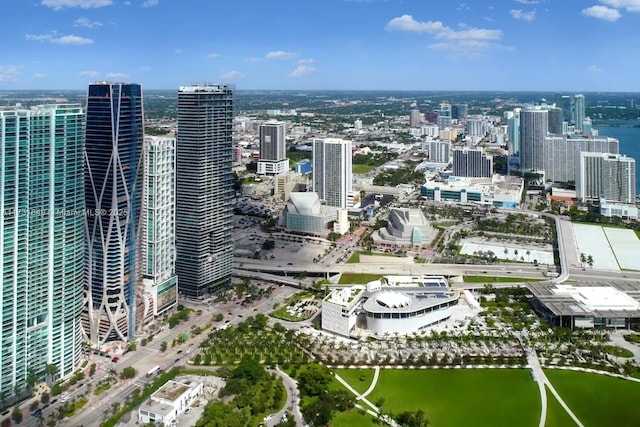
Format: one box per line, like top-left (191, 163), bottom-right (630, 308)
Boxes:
top-left (437, 102), bottom-right (452, 130)
top-left (452, 103), bottom-right (468, 121)
top-left (0, 104), bottom-right (85, 402)
top-left (574, 94), bottom-right (586, 132)
top-left (452, 148), bottom-right (493, 178)
top-left (257, 121), bottom-right (289, 175)
top-left (555, 94), bottom-right (572, 124)
top-left (577, 152), bottom-right (636, 203)
top-left (176, 84), bottom-right (234, 297)
top-left (519, 108), bottom-right (548, 171)
top-left (294, 159), bottom-right (312, 175)
top-left (547, 107), bottom-right (564, 134)
top-left (140, 136), bottom-right (178, 322)
top-left (312, 138), bottom-right (352, 209)
top-left (409, 109), bottom-right (421, 128)
top-left (84, 82), bottom-right (143, 344)
top-left (507, 110), bottom-right (520, 156)
top-left (466, 117), bottom-right (491, 136)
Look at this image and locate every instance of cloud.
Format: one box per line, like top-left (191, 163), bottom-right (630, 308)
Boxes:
top-left (514, 0), bottom-right (538, 4)
top-left (32, 73), bottom-right (48, 79)
top-left (289, 64), bottom-right (316, 77)
top-left (457, 3), bottom-right (472, 11)
top-left (265, 50), bottom-right (297, 59)
top-left (386, 15), bottom-right (445, 33)
top-left (296, 58), bottom-right (316, 65)
top-left (600, 0), bottom-right (640, 12)
top-left (0, 65), bottom-right (21, 82)
top-left (142, 0), bottom-right (158, 7)
top-left (79, 70), bottom-right (100, 78)
top-left (437, 24), bottom-right (502, 41)
top-left (206, 53), bottom-right (219, 59)
top-left (26, 33), bottom-right (94, 45)
top-left (587, 64), bottom-right (604, 73)
top-left (220, 70), bottom-right (244, 80)
top-left (582, 5), bottom-right (622, 20)
top-left (41, 0), bottom-right (112, 10)
top-left (74, 17), bottom-right (103, 28)
top-left (105, 72), bottom-right (129, 79)
top-left (510, 9), bottom-right (536, 21)
top-left (248, 57), bottom-right (262, 63)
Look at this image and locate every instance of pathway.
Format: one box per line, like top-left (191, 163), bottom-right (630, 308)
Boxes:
top-left (359, 366), bottom-right (380, 399)
top-left (334, 369), bottom-right (399, 427)
top-left (528, 350), bottom-right (585, 427)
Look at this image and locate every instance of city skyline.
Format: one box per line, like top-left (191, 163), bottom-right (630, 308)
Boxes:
top-left (1, 0), bottom-right (639, 91)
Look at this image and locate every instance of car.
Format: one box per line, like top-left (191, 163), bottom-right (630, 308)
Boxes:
top-left (185, 408), bottom-right (191, 414)
top-left (263, 414), bottom-right (273, 421)
top-left (50, 399), bottom-right (57, 405)
top-left (253, 308), bottom-right (258, 311)
top-left (111, 356), bottom-right (120, 362)
top-left (238, 314), bottom-right (243, 318)
top-left (177, 350), bottom-right (182, 354)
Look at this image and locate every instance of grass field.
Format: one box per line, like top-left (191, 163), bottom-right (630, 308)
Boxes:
top-left (335, 368), bottom-right (376, 395)
top-left (331, 408), bottom-right (376, 426)
top-left (346, 251), bottom-right (399, 264)
top-left (353, 164), bottom-right (377, 174)
top-left (365, 369), bottom-right (540, 427)
top-left (545, 369), bottom-right (640, 427)
top-left (338, 273), bottom-right (382, 284)
top-left (544, 385), bottom-right (578, 427)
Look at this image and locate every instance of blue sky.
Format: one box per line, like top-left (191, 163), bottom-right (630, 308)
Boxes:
top-left (1, 0), bottom-right (640, 91)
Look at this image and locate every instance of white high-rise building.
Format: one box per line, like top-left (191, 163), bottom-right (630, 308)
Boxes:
top-left (577, 152), bottom-right (636, 203)
top-left (409, 109), bottom-right (422, 128)
top-left (141, 136), bottom-right (178, 322)
top-left (520, 108), bottom-right (548, 171)
top-left (427, 141), bottom-right (451, 164)
top-left (257, 121), bottom-right (289, 175)
top-left (452, 148), bottom-right (493, 178)
top-left (312, 138), bottom-right (352, 208)
top-left (543, 136), bottom-right (619, 183)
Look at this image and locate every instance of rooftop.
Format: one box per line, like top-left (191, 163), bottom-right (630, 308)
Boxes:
top-left (153, 381), bottom-right (191, 402)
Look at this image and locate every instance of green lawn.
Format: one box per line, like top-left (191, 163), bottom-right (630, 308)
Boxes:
top-left (335, 369), bottom-right (376, 395)
top-left (545, 369), bottom-right (640, 427)
top-left (365, 369), bottom-right (540, 427)
top-left (346, 251), bottom-right (400, 264)
top-left (353, 164), bottom-right (377, 174)
top-left (544, 385), bottom-right (578, 427)
top-left (338, 273), bottom-right (382, 284)
top-left (331, 408), bottom-right (376, 426)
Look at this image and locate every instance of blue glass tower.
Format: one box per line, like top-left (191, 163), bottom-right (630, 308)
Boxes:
top-left (83, 82), bottom-right (143, 344)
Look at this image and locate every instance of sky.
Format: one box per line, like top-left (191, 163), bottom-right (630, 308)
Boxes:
top-left (1, 0), bottom-right (640, 91)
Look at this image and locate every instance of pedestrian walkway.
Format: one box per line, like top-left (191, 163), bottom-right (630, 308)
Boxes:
top-left (334, 369), bottom-right (399, 427)
top-left (359, 366), bottom-right (380, 399)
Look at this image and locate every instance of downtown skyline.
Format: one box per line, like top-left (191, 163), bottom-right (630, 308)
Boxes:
top-left (0, 0), bottom-right (639, 92)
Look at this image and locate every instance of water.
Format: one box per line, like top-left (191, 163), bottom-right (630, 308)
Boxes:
top-left (593, 120), bottom-right (640, 192)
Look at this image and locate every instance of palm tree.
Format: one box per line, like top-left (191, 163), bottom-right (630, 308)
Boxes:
top-left (580, 252), bottom-right (587, 267)
top-left (586, 255), bottom-right (594, 268)
top-left (526, 250), bottom-right (531, 262)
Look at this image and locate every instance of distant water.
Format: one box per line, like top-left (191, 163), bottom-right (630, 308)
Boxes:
top-left (593, 120), bottom-right (640, 192)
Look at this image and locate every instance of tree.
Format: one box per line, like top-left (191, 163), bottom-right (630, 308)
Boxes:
top-left (11, 406), bottom-right (22, 424)
top-left (120, 367), bottom-right (136, 379)
top-left (395, 409), bottom-right (430, 427)
top-left (45, 364), bottom-right (59, 384)
top-left (586, 254), bottom-right (594, 268)
top-left (580, 252), bottom-right (586, 267)
top-left (160, 341), bottom-right (168, 352)
top-left (297, 364), bottom-right (332, 398)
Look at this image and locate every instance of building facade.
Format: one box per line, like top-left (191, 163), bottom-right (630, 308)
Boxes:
top-left (519, 108), bottom-right (548, 171)
top-left (452, 148), bottom-right (493, 178)
top-left (257, 121), bottom-right (289, 175)
top-left (176, 84), bottom-right (234, 297)
top-left (577, 152), bottom-right (636, 203)
top-left (84, 82), bottom-right (144, 344)
top-left (312, 138), bottom-right (352, 208)
top-left (0, 104), bottom-right (85, 402)
top-left (140, 136), bottom-right (178, 322)
top-left (543, 135), bottom-right (619, 183)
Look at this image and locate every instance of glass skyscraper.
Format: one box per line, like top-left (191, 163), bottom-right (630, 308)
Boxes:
top-left (84, 82), bottom-right (144, 344)
top-left (176, 84), bottom-right (234, 297)
top-left (0, 104), bottom-right (85, 402)
top-left (312, 138), bottom-right (353, 209)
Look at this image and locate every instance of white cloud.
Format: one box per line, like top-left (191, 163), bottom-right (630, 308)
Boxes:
top-left (74, 17), bottom-right (102, 28)
top-left (32, 73), bottom-right (48, 79)
top-left (510, 9), bottom-right (536, 21)
top-left (25, 33), bottom-right (94, 45)
top-left (514, 0), bottom-right (538, 4)
top-left (457, 3), bottom-right (472, 11)
top-left (79, 70), bottom-right (100, 77)
top-left (582, 5), bottom-right (622, 20)
top-left (436, 25), bottom-right (502, 41)
top-left (296, 58), bottom-right (315, 65)
top-left (41, 0), bottom-right (112, 10)
top-left (105, 72), bottom-right (128, 79)
top-left (386, 15), bottom-right (445, 33)
top-left (248, 57), bottom-right (262, 63)
top-left (600, 0), bottom-right (640, 12)
top-left (220, 70), bottom-right (244, 80)
top-left (142, 0), bottom-right (158, 7)
top-left (0, 65), bottom-right (21, 82)
top-left (265, 50), bottom-right (297, 59)
top-left (206, 53), bottom-right (219, 59)
top-left (289, 64), bottom-right (316, 77)
top-left (587, 64), bottom-right (604, 73)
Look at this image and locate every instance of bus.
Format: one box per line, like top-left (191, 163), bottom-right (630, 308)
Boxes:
top-left (146, 365), bottom-right (161, 377)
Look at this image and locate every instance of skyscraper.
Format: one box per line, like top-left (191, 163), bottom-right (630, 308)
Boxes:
top-left (577, 153), bottom-right (636, 203)
top-left (573, 94), bottom-right (586, 132)
top-left (140, 136), bottom-right (178, 322)
top-left (176, 84), bottom-right (234, 297)
top-left (452, 148), bottom-right (493, 178)
top-left (437, 102), bottom-right (452, 130)
top-left (519, 108), bottom-right (548, 171)
top-left (312, 138), bottom-right (352, 208)
top-left (547, 107), bottom-right (564, 135)
top-left (507, 110), bottom-right (521, 156)
top-left (409, 109), bottom-right (421, 128)
top-left (257, 121), bottom-right (289, 175)
top-left (0, 104), bottom-right (85, 400)
top-left (84, 82), bottom-right (144, 344)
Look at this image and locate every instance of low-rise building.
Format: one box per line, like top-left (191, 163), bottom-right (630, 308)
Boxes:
top-left (421, 175), bottom-right (523, 209)
top-left (138, 379), bottom-right (204, 426)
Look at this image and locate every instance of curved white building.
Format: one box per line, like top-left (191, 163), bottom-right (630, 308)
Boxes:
top-left (322, 276), bottom-right (459, 337)
top-left (374, 208), bottom-right (436, 248)
top-left (283, 192), bottom-right (336, 236)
